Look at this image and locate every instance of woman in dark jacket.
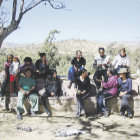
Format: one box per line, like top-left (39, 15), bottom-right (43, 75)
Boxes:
top-left (75, 69), bottom-right (91, 118)
top-left (35, 53), bottom-right (50, 79)
top-left (41, 70), bottom-right (61, 117)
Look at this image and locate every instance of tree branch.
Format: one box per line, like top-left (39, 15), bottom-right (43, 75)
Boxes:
top-left (12, 0), bottom-right (17, 23)
top-left (47, 0), bottom-right (65, 9)
top-left (23, 0), bottom-right (46, 15)
top-left (17, 0), bottom-right (24, 22)
top-left (0, 0), bottom-right (3, 7)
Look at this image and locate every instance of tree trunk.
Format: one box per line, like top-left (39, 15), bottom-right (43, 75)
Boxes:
top-left (0, 22), bottom-right (18, 48)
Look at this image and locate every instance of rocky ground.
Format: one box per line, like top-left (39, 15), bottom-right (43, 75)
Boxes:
top-left (0, 110), bottom-right (140, 140)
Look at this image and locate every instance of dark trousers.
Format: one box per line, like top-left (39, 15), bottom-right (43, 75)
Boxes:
top-left (120, 93), bottom-right (131, 115)
top-left (97, 91), bottom-right (113, 113)
top-left (93, 69), bottom-right (108, 89)
top-left (41, 90), bottom-right (58, 113)
top-left (0, 77), bottom-right (9, 96)
top-left (76, 92), bottom-right (89, 115)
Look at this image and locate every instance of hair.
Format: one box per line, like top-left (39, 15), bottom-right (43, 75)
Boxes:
top-left (120, 48), bottom-right (126, 53)
top-left (108, 68), bottom-right (115, 75)
top-left (25, 68), bottom-right (33, 75)
top-left (50, 69), bottom-right (57, 76)
top-left (80, 68), bottom-right (87, 76)
top-left (39, 53), bottom-right (46, 58)
top-left (24, 57), bottom-right (32, 63)
top-left (76, 50), bottom-right (82, 55)
top-left (99, 47), bottom-right (105, 52)
top-left (7, 54), bottom-right (14, 62)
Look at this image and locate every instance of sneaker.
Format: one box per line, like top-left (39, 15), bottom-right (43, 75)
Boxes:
top-left (97, 112), bottom-right (103, 118)
top-left (76, 113), bottom-right (81, 118)
top-left (45, 109), bottom-right (51, 117)
top-left (30, 111), bottom-right (36, 116)
top-left (121, 112), bottom-right (126, 118)
top-left (103, 110), bottom-right (109, 118)
top-left (11, 93), bottom-right (18, 97)
top-left (128, 114), bottom-right (133, 119)
top-left (17, 114), bottom-right (22, 120)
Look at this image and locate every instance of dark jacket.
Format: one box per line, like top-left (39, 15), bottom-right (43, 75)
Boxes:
top-left (35, 59), bottom-right (49, 78)
top-left (45, 76), bottom-right (62, 96)
top-left (76, 76), bottom-right (91, 92)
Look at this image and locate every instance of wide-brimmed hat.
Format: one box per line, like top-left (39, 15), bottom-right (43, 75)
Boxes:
top-left (118, 68), bottom-right (128, 74)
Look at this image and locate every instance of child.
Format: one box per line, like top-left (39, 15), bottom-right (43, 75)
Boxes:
top-left (9, 56), bottom-right (20, 97)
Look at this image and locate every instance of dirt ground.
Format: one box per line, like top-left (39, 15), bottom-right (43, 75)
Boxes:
top-left (0, 110), bottom-right (140, 140)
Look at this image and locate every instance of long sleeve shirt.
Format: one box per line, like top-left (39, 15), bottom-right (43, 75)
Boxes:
top-left (76, 76), bottom-right (91, 92)
top-left (102, 75), bottom-right (118, 95)
top-left (9, 62), bottom-right (20, 75)
top-left (112, 54), bottom-right (130, 69)
top-left (118, 77), bottom-right (132, 93)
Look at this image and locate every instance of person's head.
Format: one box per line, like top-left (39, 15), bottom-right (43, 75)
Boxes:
top-left (80, 69), bottom-right (87, 78)
top-left (120, 48), bottom-right (126, 57)
top-left (39, 53), bottom-right (46, 62)
top-left (24, 57), bottom-right (32, 65)
top-left (99, 47), bottom-right (105, 57)
top-left (7, 54), bottom-right (13, 63)
top-left (76, 50), bottom-right (82, 60)
top-left (107, 68), bottom-right (115, 77)
top-left (118, 68), bottom-right (128, 79)
top-left (13, 56), bottom-right (19, 62)
top-left (50, 70), bottom-right (57, 78)
top-left (25, 68), bottom-right (32, 78)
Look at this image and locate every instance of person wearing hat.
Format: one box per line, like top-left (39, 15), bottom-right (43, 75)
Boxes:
top-left (93, 47), bottom-right (110, 90)
top-left (112, 48), bottom-right (130, 75)
top-left (20, 57), bottom-right (35, 74)
top-left (9, 56), bottom-right (20, 97)
top-left (118, 68), bottom-right (133, 118)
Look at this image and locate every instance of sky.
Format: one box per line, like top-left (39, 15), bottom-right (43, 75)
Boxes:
top-left (3, 0), bottom-right (140, 43)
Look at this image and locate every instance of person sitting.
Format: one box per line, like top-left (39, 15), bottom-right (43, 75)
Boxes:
top-left (75, 69), bottom-right (91, 118)
top-left (40, 70), bottom-right (61, 117)
top-left (20, 57), bottom-right (35, 75)
top-left (0, 54), bottom-right (13, 97)
top-left (96, 68), bottom-right (118, 117)
top-left (93, 48), bottom-right (110, 90)
top-left (68, 50), bottom-right (86, 89)
top-left (112, 48), bottom-right (130, 75)
top-left (35, 53), bottom-right (50, 79)
top-left (17, 68), bottom-right (39, 120)
top-left (118, 68), bottom-right (133, 118)
top-left (9, 56), bottom-right (20, 97)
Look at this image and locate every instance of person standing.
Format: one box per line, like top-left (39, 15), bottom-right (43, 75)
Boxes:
top-left (68, 50), bottom-right (86, 89)
top-left (112, 48), bottom-right (130, 75)
top-left (93, 48), bottom-right (110, 90)
top-left (0, 54), bottom-right (13, 97)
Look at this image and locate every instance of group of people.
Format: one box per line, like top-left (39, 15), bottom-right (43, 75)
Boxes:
top-left (68, 48), bottom-right (132, 118)
top-left (0, 47), bottom-right (133, 119)
top-left (0, 53), bottom-right (61, 119)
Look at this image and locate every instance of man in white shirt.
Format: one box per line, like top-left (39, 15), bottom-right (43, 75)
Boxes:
top-left (93, 48), bottom-right (110, 89)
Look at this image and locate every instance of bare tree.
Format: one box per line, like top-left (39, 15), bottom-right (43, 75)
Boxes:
top-left (0, 0), bottom-right (65, 48)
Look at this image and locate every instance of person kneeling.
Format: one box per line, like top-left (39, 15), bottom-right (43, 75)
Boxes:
top-left (97, 68), bottom-right (118, 117)
top-left (41, 70), bottom-right (61, 117)
top-left (75, 69), bottom-right (91, 118)
top-left (17, 68), bottom-right (39, 120)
